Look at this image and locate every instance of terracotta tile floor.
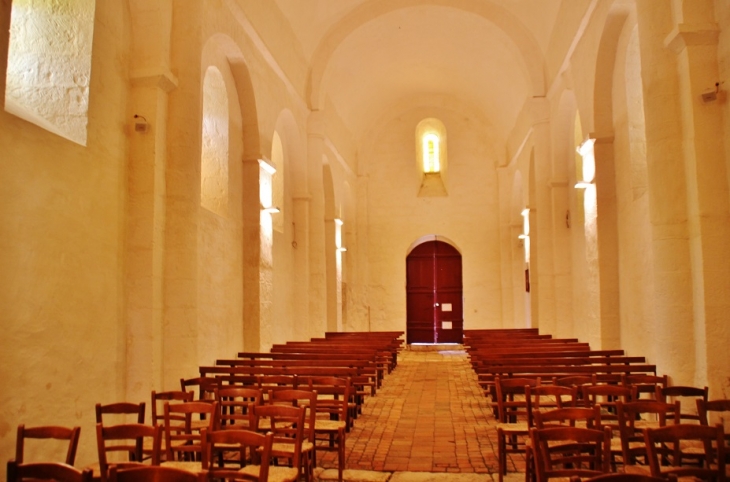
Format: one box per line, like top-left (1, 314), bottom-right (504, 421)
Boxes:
top-left (317, 348), bottom-right (527, 475)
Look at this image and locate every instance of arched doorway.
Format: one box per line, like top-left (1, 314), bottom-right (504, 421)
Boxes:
top-left (406, 239), bottom-right (463, 344)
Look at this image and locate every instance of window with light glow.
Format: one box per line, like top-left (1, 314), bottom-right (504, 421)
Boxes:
top-left (422, 133), bottom-right (440, 173)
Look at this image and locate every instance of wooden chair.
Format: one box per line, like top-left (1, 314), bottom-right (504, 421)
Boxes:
top-left (161, 402), bottom-right (218, 474)
top-left (527, 406), bottom-right (602, 482)
top-left (204, 429), bottom-right (274, 482)
top-left (7, 461), bottom-right (92, 482)
top-left (616, 400), bottom-right (679, 473)
top-left (108, 465), bottom-right (206, 482)
top-left (531, 425), bottom-right (612, 482)
top-left (268, 389), bottom-right (317, 482)
top-left (644, 423), bottom-right (726, 481)
top-left (306, 377), bottom-right (351, 482)
top-left (656, 386), bottom-right (708, 424)
top-left (14, 424), bottom-right (81, 465)
top-left (622, 375), bottom-right (667, 401)
top-left (252, 404), bottom-right (305, 482)
top-left (95, 423), bottom-right (162, 482)
top-left (180, 377), bottom-right (217, 404)
top-left (151, 391), bottom-right (194, 428)
top-left (495, 376), bottom-right (541, 482)
top-left (697, 399), bottom-right (730, 467)
top-left (582, 384), bottom-right (637, 431)
top-left (216, 387), bottom-right (262, 431)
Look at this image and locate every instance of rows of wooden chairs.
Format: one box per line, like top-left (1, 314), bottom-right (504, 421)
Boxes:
top-left (468, 328), bottom-right (730, 482)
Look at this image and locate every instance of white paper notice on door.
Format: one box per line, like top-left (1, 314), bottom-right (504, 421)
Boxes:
top-left (441, 303), bottom-right (452, 312)
top-left (442, 321), bottom-right (453, 329)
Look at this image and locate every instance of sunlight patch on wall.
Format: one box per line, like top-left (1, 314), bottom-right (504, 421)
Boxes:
top-left (5, 0), bottom-right (94, 145)
top-left (201, 66), bottom-right (229, 217)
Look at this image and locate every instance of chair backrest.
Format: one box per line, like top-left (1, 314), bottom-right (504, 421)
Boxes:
top-left (163, 401), bottom-right (218, 462)
top-left (95, 402), bottom-right (146, 425)
top-left (697, 399), bottom-right (730, 427)
top-left (644, 423), bottom-right (726, 481)
top-left (495, 376), bottom-right (541, 424)
top-left (252, 404), bottom-right (305, 470)
top-left (616, 400), bottom-right (680, 466)
top-left (151, 391), bottom-right (194, 428)
top-left (7, 461), bottom-right (92, 482)
top-left (95, 423), bottom-right (162, 482)
top-left (622, 374), bottom-right (667, 400)
top-left (656, 386), bottom-right (708, 423)
top-left (203, 429), bottom-right (273, 481)
top-left (306, 377), bottom-right (351, 428)
top-left (108, 465), bottom-right (206, 482)
top-left (582, 384), bottom-right (637, 427)
top-left (215, 386), bottom-right (262, 430)
top-left (15, 424), bottom-right (81, 465)
top-left (531, 425), bottom-right (612, 482)
top-left (533, 406), bottom-right (602, 429)
top-left (528, 385), bottom-right (578, 416)
top-left (180, 377), bottom-right (217, 405)
top-left (268, 388), bottom-right (318, 445)
top-left (257, 375), bottom-right (298, 400)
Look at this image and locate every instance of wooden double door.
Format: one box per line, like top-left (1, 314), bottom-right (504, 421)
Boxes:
top-left (406, 240), bottom-right (463, 344)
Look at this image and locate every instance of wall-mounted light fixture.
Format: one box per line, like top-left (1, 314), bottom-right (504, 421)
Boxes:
top-left (261, 206), bottom-right (280, 214)
top-left (337, 247), bottom-right (348, 253)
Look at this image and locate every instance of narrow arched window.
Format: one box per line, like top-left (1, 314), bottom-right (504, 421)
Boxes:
top-left (415, 118), bottom-right (448, 196)
top-left (422, 133), bottom-right (440, 173)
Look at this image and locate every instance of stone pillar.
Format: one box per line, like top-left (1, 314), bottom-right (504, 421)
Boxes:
top-left (664, 1), bottom-right (730, 394)
top-left (529, 98), bottom-right (557, 332)
top-left (635, 1), bottom-right (695, 381)
top-left (353, 173), bottom-right (371, 331)
top-left (549, 180), bottom-right (572, 339)
top-left (162, 0), bottom-right (203, 388)
top-left (592, 135), bottom-right (621, 349)
top-left (292, 196), bottom-right (311, 340)
top-left (325, 218), bottom-right (338, 333)
top-left (125, 69), bottom-right (177, 401)
top-left (241, 158), bottom-right (261, 351)
top-left (307, 112), bottom-right (327, 336)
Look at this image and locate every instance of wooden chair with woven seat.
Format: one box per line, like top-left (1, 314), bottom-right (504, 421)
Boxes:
top-left (7, 461), bottom-right (92, 482)
top-left (161, 401), bottom-right (218, 475)
top-left (306, 377), bottom-right (351, 482)
top-left (96, 403), bottom-right (146, 425)
top-left (697, 399), bottom-right (730, 468)
top-left (267, 389), bottom-right (317, 482)
top-left (216, 387), bottom-right (262, 431)
top-left (622, 375), bottom-right (667, 402)
top-left (14, 424), bottom-right (81, 466)
top-left (583, 384), bottom-right (637, 432)
top-left (203, 429), bottom-right (275, 482)
top-left (495, 376), bottom-right (541, 482)
top-left (108, 465), bottom-right (206, 482)
top-left (656, 386), bottom-right (709, 424)
top-left (616, 400), bottom-right (680, 474)
top-left (644, 423), bottom-right (726, 482)
top-left (95, 423), bottom-right (162, 482)
top-left (531, 425), bottom-right (612, 482)
top-left (527, 406), bottom-right (603, 482)
top-left (251, 403), bottom-right (306, 482)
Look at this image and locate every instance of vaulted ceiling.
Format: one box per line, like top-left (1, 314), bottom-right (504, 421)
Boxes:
top-left (274, 0), bottom-right (563, 142)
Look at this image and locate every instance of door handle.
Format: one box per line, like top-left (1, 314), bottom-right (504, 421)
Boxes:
top-left (434, 303), bottom-right (440, 307)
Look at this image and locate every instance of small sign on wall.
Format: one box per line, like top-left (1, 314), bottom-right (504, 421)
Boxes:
top-left (441, 303), bottom-right (452, 312)
top-left (442, 321), bottom-right (452, 329)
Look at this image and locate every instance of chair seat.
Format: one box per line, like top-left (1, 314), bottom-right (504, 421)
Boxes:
top-left (624, 465), bottom-right (651, 475)
top-left (160, 461), bottom-right (205, 474)
top-left (496, 422), bottom-right (530, 433)
top-left (271, 441), bottom-right (314, 454)
top-left (240, 464), bottom-right (298, 482)
top-left (314, 420), bottom-right (347, 431)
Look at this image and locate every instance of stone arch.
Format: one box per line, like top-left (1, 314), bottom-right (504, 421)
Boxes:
top-left (200, 65), bottom-right (229, 217)
top-left (306, 0), bottom-right (546, 110)
top-left (406, 234), bottom-right (461, 256)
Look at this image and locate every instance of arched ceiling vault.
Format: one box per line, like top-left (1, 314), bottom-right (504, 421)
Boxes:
top-left (275, 0), bottom-right (559, 143)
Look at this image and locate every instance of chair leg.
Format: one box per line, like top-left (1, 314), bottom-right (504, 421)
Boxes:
top-left (498, 429), bottom-right (505, 482)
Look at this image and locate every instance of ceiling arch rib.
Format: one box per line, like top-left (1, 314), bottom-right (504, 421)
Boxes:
top-left (306, 0), bottom-right (547, 113)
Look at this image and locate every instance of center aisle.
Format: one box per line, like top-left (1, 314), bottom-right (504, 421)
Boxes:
top-left (321, 348), bottom-right (505, 474)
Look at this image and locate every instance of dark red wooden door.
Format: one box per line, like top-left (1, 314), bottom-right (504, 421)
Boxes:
top-left (406, 241), bottom-right (463, 344)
